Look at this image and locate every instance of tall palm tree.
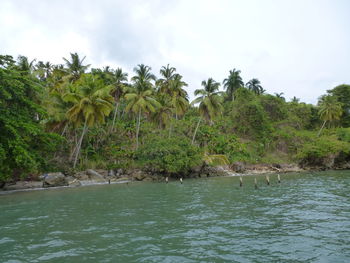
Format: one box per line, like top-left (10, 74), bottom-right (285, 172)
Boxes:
top-left (317, 95), bottom-right (343, 136)
top-left (246, 78), bottom-right (263, 95)
top-left (191, 78), bottom-right (223, 144)
top-left (126, 64), bottom-right (159, 149)
top-left (157, 64), bottom-right (177, 93)
top-left (35, 61), bottom-right (53, 81)
top-left (109, 68), bottom-right (128, 132)
top-left (223, 68), bottom-right (244, 101)
top-left (168, 74), bottom-right (189, 119)
top-left (63, 74), bottom-right (114, 168)
top-left (62, 52), bottom-right (90, 82)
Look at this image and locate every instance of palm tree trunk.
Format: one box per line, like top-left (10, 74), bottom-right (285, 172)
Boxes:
top-left (136, 108), bottom-right (141, 149)
top-left (192, 117), bottom-right (201, 145)
top-left (317, 120), bottom-right (327, 137)
top-left (61, 123), bottom-right (68, 137)
top-left (110, 101), bottom-right (119, 133)
top-left (73, 119), bottom-right (88, 168)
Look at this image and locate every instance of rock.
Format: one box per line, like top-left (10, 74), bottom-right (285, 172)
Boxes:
top-left (108, 170), bottom-right (115, 177)
top-left (143, 177), bottom-right (154, 182)
top-left (117, 168), bottom-right (124, 175)
top-left (43, 172), bottom-right (68, 187)
top-left (131, 170), bottom-right (146, 181)
top-left (96, 169), bottom-right (108, 177)
top-left (231, 162), bottom-right (246, 173)
top-left (86, 169), bottom-right (105, 182)
top-left (74, 171), bottom-right (89, 180)
top-left (66, 176), bottom-right (81, 187)
top-left (114, 177), bottom-right (130, 182)
top-left (3, 181), bottom-right (43, 191)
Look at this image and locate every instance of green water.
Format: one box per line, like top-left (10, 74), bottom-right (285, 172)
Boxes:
top-left (1, 171), bottom-right (349, 262)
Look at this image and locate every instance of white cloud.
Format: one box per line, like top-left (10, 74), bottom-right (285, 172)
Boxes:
top-left (1, 0), bottom-right (349, 103)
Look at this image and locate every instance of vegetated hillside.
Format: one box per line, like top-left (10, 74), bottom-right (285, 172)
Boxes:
top-left (1, 53), bottom-right (350, 182)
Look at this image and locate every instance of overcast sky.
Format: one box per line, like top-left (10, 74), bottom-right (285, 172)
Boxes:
top-left (1, 0), bottom-right (349, 103)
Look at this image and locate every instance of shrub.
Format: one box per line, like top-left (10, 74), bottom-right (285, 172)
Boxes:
top-left (135, 136), bottom-right (202, 174)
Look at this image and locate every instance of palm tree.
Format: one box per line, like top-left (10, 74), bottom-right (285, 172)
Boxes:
top-left (62, 52), bottom-right (90, 82)
top-left (16, 55), bottom-right (36, 74)
top-left (126, 64), bottom-right (159, 149)
top-left (246, 78), bottom-right (263, 95)
top-left (317, 95), bottom-right (343, 136)
top-left (223, 68), bottom-right (244, 101)
top-left (191, 78), bottom-right (223, 144)
top-left (291, 96), bottom-right (300, 103)
top-left (168, 74), bottom-right (189, 119)
top-left (157, 64), bottom-right (177, 93)
top-left (63, 74), bottom-right (114, 168)
top-left (35, 61), bottom-right (53, 81)
top-left (275, 92), bottom-right (285, 100)
top-left (109, 68), bottom-right (128, 132)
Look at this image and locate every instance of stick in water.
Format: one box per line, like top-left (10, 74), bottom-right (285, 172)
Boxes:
top-left (254, 178), bottom-right (258, 189)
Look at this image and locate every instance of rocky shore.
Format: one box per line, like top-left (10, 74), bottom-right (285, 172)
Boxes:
top-left (0, 163), bottom-right (308, 192)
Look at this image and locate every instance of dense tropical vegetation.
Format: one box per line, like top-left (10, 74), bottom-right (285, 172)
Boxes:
top-left (1, 53), bottom-right (350, 182)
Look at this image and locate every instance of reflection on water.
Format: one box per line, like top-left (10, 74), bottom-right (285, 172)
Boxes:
top-left (0, 171), bottom-right (349, 262)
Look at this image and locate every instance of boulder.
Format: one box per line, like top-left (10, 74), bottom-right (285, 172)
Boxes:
top-left (131, 170), bottom-right (146, 181)
top-left (3, 181), bottom-right (43, 191)
top-left (74, 171), bottom-right (89, 180)
top-left (66, 176), bottom-right (81, 187)
top-left (231, 162), bottom-right (246, 173)
top-left (86, 169), bottom-right (105, 182)
top-left (43, 172), bottom-right (68, 187)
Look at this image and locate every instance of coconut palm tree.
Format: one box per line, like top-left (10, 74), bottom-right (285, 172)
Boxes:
top-left (63, 74), bottom-right (114, 168)
top-left (223, 68), bottom-right (244, 101)
top-left (62, 52), bottom-right (90, 82)
top-left (157, 64), bottom-right (177, 93)
top-left (109, 68), bottom-right (128, 132)
top-left (275, 92), bottom-right (285, 100)
top-left (317, 95), bottom-right (343, 136)
top-left (168, 74), bottom-right (189, 119)
top-left (126, 64), bottom-right (160, 149)
top-left (246, 78), bottom-right (263, 95)
top-left (191, 78), bottom-right (223, 144)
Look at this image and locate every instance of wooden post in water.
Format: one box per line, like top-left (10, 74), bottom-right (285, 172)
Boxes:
top-left (254, 178), bottom-right (258, 189)
top-left (266, 175), bottom-right (270, 185)
top-left (277, 174), bottom-right (281, 183)
top-left (239, 176), bottom-right (243, 187)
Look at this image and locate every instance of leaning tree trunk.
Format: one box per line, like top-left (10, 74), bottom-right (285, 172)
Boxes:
top-left (192, 117), bottom-right (201, 145)
top-left (135, 108), bottom-right (142, 150)
top-left (317, 120), bottom-right (327, 137)
top-left (110, 101), bottom-right (119, 133)
top-left (73, 119), bottom-right (88, 169)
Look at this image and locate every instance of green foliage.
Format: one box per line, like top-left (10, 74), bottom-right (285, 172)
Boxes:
top-left (231, 94), bottom-right (272, 140)
top-left (135, 136), bottom-right (202, 174)
top-left (0, 56), bottom-right (62, 181)
top-left (2, 52), bottom-right (350, 180)
top-left (296, 135), bottom-right (350, 167)
top-left (327, 84), bottom-right (350, 127)
top-left (208, 134), bottom-right (250, 163)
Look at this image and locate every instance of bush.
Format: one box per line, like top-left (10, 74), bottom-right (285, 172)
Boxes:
top-left (208, 134), bottom-right (250, 163)
top-left (296, 135), bottom-right (350, 167)
top-left (135, 136), bottom-right (202, 174)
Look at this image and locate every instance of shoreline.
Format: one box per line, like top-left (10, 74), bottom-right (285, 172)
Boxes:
top-left (0, 163), bottom-right (313, 194)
